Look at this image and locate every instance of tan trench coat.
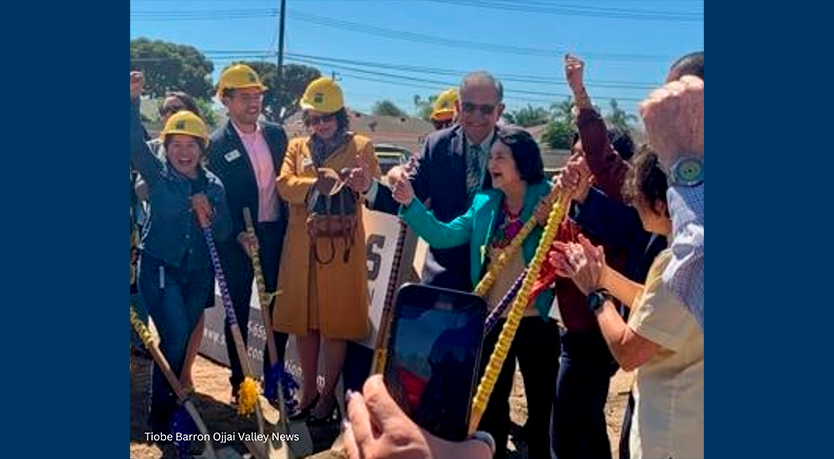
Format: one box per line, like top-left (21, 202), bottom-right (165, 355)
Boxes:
top-left (274, 134), bottom-right (381, 339)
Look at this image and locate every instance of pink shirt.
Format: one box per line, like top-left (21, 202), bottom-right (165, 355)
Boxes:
top-left (232, 121), bottom-right (280, 223)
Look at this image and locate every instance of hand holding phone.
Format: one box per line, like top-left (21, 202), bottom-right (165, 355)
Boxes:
top-left (384, 284), bottom-right (487, 441)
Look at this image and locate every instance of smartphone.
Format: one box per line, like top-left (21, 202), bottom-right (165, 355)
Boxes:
top-left (383, 283), bottom-right (487, 441)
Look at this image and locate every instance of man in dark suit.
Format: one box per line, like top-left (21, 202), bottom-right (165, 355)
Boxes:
top-left (350, 70), bottom-right (508, 292)
top-left (206, 64), bottom-right (289, 402)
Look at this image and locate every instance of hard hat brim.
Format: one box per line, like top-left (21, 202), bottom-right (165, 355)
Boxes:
top-left (159, 131), bottom-right (210, 149)
top-left (299, 101), bottom-right (341, 113)
top-left (430, 109), bottom-right (455, 121)
top-left (216, 83), bottom-right (268, 98)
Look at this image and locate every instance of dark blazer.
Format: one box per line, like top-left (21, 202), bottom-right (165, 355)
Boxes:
top-left (371, 124), bottom-right (506, 290)
top-left (206, 119), bottom-right (289, 237)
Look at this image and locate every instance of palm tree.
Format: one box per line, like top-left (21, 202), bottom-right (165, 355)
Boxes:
top-left (605, 99), bottom-right (638, 131)
top-left (550, 96), bottom-right (575, 126)
top-left (413, 94), bottom-right (437, 120)
top-left (504, 104), bottom-right (550, 127)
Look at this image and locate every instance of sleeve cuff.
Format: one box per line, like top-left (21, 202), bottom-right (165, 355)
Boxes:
top-left (362, 179), bottom-right (380, 206)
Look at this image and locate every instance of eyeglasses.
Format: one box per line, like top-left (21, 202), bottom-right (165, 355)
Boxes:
top-left (160, 105), bottom-right (185, 117)
top-left (461, 102), bottom-right (496, 116)
top-left (306, 113), bottom-right (336, 126)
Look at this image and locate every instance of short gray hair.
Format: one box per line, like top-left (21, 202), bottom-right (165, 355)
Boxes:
top-left (460, 70), bottom-right (504, 103)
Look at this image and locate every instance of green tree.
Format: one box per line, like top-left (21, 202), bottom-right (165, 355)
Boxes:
top-left (229, 61), bottom-right (321, 122)
top-left (413, 94), bottom-right (437, 120)
top-left (194, 98), bottom-right (219, 128)
top-left (130, 38), bottom-right (214, 99)
top-left (503, 104), bottom-right (551, 127)
top-left (550, 96), bottom-right (575, 126)
top-left (372, 100), bottom-right (409, 118)
top-left (604, 99), bottom-right (638, 132)
top-left (541, 119), bottom-right (576, 150)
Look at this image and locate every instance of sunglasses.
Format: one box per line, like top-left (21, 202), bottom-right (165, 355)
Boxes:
top-left (306, 113), bottom-right (336, 126)
top-left (160, 105), bottom-right (185, 117)
top-left (461, 102), bottom-right (496, 116)
top-left (432, 119), bottom-right (453, 130)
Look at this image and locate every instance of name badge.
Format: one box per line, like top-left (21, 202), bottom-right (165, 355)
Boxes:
top-left (224, 149), bottom-right (242, 163)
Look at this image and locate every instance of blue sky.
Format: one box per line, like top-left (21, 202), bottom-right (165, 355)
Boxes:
top-left (130, 0), bottom-right (704, 117)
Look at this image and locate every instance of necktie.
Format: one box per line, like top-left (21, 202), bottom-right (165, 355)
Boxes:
top-left (466, 143), bottom-right (483, 201)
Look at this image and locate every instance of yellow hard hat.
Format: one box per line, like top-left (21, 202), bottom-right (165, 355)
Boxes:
top-left (159, 111), bottom-right (210, 148)
top-left (216, 64), bottom-right (268, 99)
top-left (300, 77), bottom-right (344, 113)
top-left (430, 88), bottom-right (458, 121)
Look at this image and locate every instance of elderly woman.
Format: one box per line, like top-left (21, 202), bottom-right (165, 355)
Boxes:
top-left (390, 128), bottom-right (561, 459)
top-left (549, 150), bottom-right (704, 459)
top-left (275, 77), bottom-right (381, 424)
top-left (130, 72), bottom-right (231, 434)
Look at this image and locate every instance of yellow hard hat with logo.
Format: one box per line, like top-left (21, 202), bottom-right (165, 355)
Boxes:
top-left (159, 111), bottom-right (210, 148)
top-left (216, 64), bottom-right (268, 99)
top-left (430, 88), bottom-right (458, 121)
top-left (300, 77), bottom-right (344, 114)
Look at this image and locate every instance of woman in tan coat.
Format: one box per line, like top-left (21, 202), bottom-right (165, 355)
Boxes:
top-left (275, 77), bottom-right (381, 423)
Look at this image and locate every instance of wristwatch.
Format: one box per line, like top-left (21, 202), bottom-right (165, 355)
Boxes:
top-left (468, 430), bottom-right (496, 457)
top-left (586, 288), bottom-right (613, 314)
top-left (669, 156), bottom-right (704, 187)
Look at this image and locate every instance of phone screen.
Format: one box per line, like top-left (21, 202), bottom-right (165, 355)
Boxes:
top-left (384, 284), bottom-right (487, 441)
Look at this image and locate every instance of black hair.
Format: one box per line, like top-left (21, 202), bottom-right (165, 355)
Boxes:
top-left (669, 51), bottom-right (704, 81)
top-left (570, 128), bottom-right (635, 161)
top-left (608, 127), bottom-right (635, 161)
top-left (497, 128), bottom-right (545, 185)
top-left (161, 91), bottom-right (201, 118)
top-left (623, 147), bottom-right (668, 217)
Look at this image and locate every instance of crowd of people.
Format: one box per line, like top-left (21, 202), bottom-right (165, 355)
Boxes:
top-left (130, 49), bottom-right (704, 459)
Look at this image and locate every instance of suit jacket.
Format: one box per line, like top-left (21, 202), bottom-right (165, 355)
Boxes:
top-left (371, 124), bottom-right (507, 290)
top-left (400, 181), bottom-right (555, 317)
top-left (206, 119), bottom-right (289, 238)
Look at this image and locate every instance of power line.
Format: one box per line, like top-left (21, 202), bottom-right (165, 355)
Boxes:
top-left (130, 8), bottom-right (682, 62)
top-left (417, 0), bottom-right (703, 21)
top-left (286, 10), bottom-right (673, 62)
top-left (285, 54), bottom-right (645, 102)
top-left (131, 0), bottom-right (702, 20)
top-left (130, 8), bottom-right (278, 21)
top-left (152, 48), bottom-right (660, 88)
top-left (284, 52), bottom-right (657, 89)
top-left (131, 50), bottom-right (653, 100)
top-left (333, 71), bottom-right (591, 108)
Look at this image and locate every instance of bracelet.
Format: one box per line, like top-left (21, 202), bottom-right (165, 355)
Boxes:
top-left (468, 430), bottom-right (496, 457)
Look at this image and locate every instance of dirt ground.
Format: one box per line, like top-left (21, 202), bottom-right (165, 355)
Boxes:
top-left (131, 354), bottom-right (632, 459)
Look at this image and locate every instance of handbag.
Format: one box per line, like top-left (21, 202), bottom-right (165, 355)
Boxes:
top-left (306, 171), bottom-right (359, 264)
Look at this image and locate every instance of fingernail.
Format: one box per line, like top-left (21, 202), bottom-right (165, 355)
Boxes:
top-left (345, 389), bottom-right (355, 401)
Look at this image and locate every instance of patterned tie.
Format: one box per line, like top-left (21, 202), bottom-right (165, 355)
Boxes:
top-left (466, 143), bottom-right (483, 201)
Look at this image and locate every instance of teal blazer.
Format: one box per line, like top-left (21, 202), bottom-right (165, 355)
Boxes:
top-left (400, 181), bottom-right (554, 317)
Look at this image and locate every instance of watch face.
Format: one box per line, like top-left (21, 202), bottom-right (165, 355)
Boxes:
top-left (675, 158), bottom-right (703, 184)
top-left (588, 290), bottom-right (607, 312)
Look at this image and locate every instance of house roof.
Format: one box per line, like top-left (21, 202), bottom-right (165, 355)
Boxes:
top-left (284, 109), bottom-right (434, 155)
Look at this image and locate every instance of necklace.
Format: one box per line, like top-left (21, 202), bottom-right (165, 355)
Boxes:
top-left (492, 200), bottom-right (524, 249)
